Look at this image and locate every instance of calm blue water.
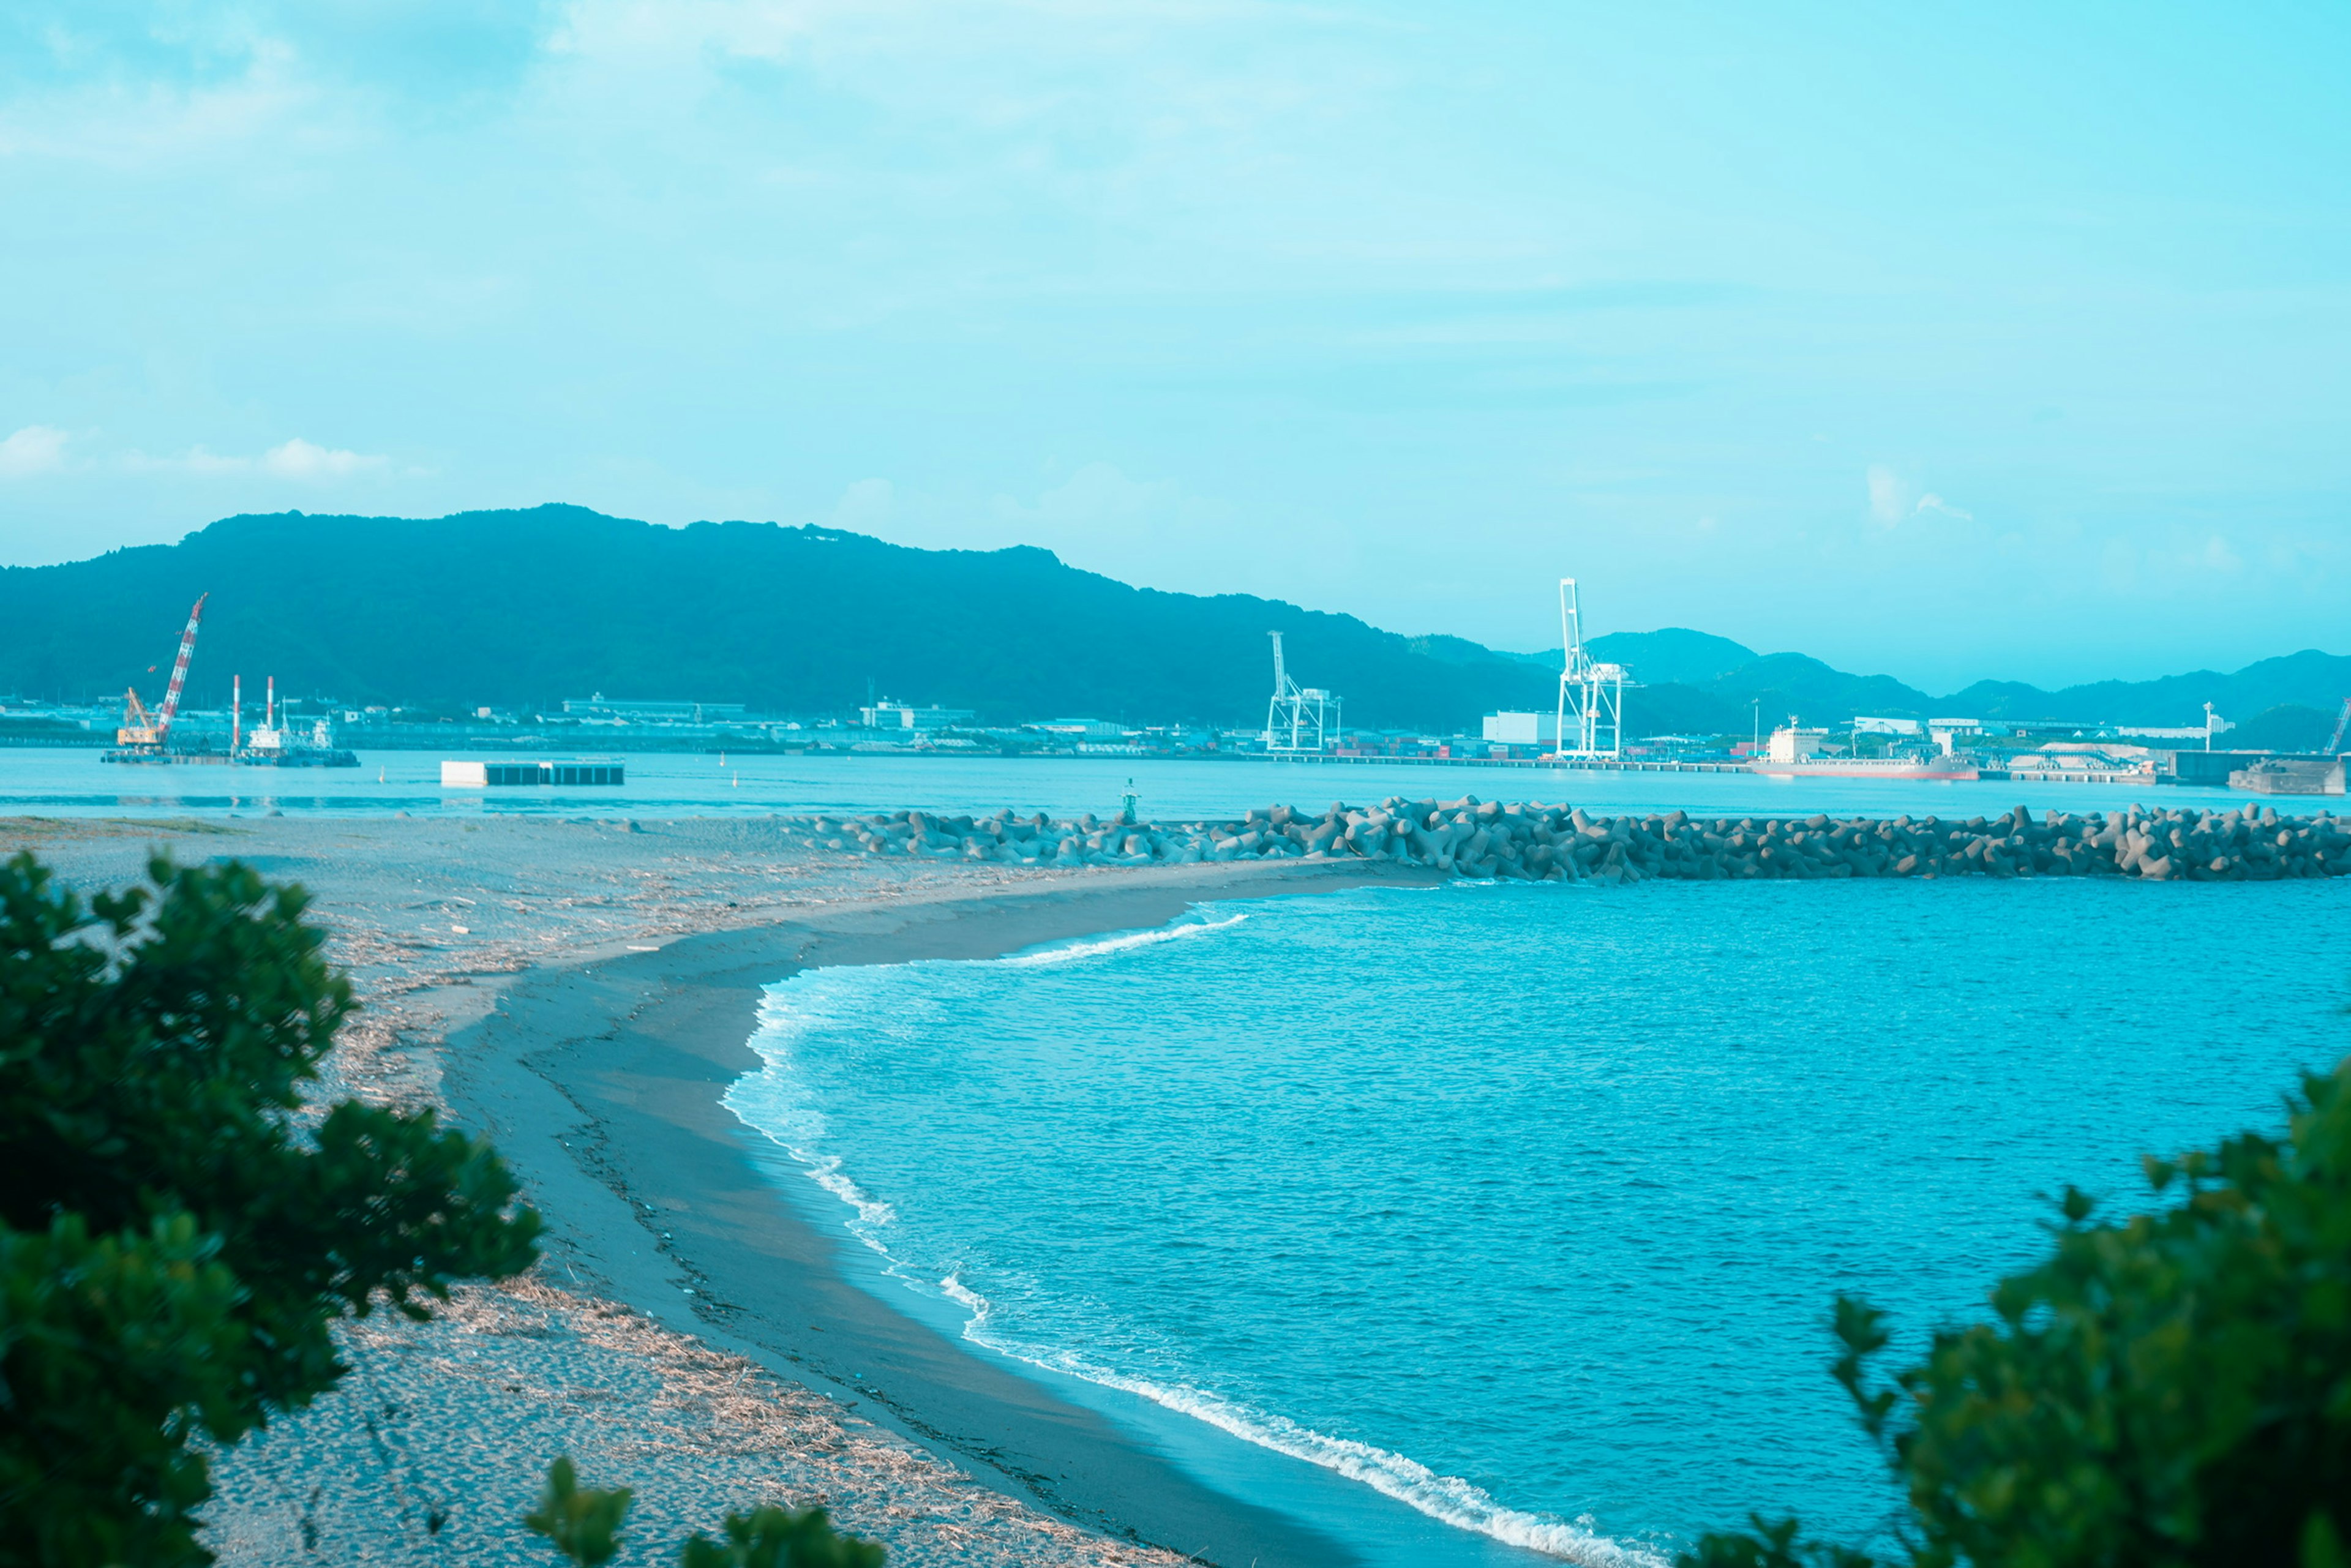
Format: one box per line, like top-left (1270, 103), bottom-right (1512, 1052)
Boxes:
top-left (727, 878), bottom-right (2351, 1566)
top-left (0, 744), bottom-right (2260, 822)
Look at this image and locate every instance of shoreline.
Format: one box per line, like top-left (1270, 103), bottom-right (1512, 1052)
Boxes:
top-left (446, 857), bottom-right (1442, 1568)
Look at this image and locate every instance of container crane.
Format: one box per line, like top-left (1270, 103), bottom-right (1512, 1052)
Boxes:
top-left (116, 593), bottom-right (208, 750)
top-left (1551, 577), bottom-right (1629, 760)
top-left (1262, 631), bottom-right (1340, 752)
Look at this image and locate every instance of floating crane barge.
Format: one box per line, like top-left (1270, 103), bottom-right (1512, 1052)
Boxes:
top-left (100, 594), bottom-right (357, 767)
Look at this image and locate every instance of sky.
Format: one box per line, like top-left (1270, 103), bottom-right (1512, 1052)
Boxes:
top-left (2, 2), bottom-right (2347, 692)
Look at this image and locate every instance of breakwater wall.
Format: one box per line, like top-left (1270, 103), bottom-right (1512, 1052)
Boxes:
top-left (793, 798), bottom-right (2351, 882)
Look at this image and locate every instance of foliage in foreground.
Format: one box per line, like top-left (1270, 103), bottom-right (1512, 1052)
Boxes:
top-left (528, 1457), bottom-right (885, 1568)
top-left (0, 852), bottom-right (543, 1566)
top-left (1681, 1057), bottom-right (2351, 1568)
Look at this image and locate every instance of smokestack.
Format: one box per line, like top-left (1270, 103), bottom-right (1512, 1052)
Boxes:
top-left (232, 675), bottom-right (241, 752)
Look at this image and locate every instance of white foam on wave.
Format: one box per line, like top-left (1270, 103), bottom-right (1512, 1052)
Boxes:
top-left (801, 1152), bottom-right (896, 1232)
top-left (949, 1312), bottom-right (1668, 1568)
top-left (938, 1268), bottom-right (989, 1319)
top-left (1003, 912), bottom-right (1248, 967)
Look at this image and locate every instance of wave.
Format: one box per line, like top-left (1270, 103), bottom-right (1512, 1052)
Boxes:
top-left (1003, 911), bottom-right (1248, 967)
top-left (745, 1109), bottom-right (1666, 1564)
top-left (932, 1269), bottom-right (1665, 1567)
top-left (732, 906), bottom-right (1665, 1567)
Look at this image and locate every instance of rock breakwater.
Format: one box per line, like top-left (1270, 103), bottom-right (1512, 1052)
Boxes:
top-left (791, 800), bottom-right (2351, 883)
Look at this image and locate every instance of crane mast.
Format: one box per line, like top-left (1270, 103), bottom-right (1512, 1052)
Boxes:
top-left (156, 593), bottom-right (207, 740)
top-left (116, 593), bottom-right (208, 748)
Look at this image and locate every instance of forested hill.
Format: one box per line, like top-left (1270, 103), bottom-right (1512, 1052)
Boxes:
top-left (0, 506), bottom-right (1558, 729)
top-left (3, 506), bottom-right (2343, 738)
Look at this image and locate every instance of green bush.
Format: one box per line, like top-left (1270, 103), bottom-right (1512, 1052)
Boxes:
top-left (1683, 1059), bottom-right (2351, 1568)
top-left (527, 1457), bottom-right (885, 1568)
top-left (0, 852), bottom-right (542, 1566)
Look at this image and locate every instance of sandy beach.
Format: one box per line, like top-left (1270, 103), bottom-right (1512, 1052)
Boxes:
top-left (1, 812), bottom-right (1427, 1566)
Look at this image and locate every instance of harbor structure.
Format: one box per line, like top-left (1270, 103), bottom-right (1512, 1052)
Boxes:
top-left (441, 759), bottom-right (626, 786)
top-left (2230, 757), bottom-right (2347, 796)
top-left (1262, 632), bottom-right (1340, 753)
top-left (1550, 578), bottom-right (1629, 760)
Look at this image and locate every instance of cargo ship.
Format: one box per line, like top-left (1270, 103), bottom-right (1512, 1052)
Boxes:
top-left (1745, 724), bottom-right (1981, 780)
top-left (1745, 756), bottom-right (1982, 781)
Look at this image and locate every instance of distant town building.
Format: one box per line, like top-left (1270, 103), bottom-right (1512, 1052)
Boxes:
top-left (859, 699), bottom-right (976, 730)
top-left (563, 694), bottom-right (749, 723)
top-left (1035, 718), bottom-right (1127, 741)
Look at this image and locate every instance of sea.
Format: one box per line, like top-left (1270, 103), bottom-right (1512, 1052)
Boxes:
top-left (725, 876), bottom-right (2351, 1566)
top-left (0, 743), bottom-right (2270, 823)
top-left (10, 745), bottom-right (2346, 1562)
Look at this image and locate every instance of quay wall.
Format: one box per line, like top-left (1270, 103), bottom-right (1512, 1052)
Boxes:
top-left (790, 798), bottom-right (2351, 883)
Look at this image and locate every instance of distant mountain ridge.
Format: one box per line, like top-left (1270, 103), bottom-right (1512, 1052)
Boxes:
top-left (1, 506), bottom-right (2342, 737)
top-left (0, 506), bottom-right (1556, 729)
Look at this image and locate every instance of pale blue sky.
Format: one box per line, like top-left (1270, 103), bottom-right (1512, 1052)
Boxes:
top-left (3, 2), bottom-right (2345, 689)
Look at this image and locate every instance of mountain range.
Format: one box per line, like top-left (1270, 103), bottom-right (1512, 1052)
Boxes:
top-left (1, 506), bottom-right (2344, 745)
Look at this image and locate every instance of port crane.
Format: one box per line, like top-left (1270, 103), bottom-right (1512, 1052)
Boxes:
top-left (2327, 696), bottom-right (2351, 756)
top-left (1262, 631), bottom-right (1340, 752)
top-left (116, 593), bottom-right (208, 750)
top-left (1551, 577), bottom-right (1629, 760)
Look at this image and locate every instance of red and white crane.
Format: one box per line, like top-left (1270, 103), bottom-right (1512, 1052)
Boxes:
top-left (117, 593), bottom-right (208, 749)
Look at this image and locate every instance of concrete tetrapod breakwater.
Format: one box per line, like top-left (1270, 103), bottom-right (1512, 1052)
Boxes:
top-left (788, 799), bottom-right (2351, 882)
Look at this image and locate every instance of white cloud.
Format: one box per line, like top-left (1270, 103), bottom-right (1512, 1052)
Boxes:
top-left (122, 438), bottom-right (389, 478)
top-left (0, 425), bottom-right (70, 478)
top-left (260, 437), bottom-right (387, 477)
top-left (830, 476), bottom-right (894, 531)
top-left (0, 31), bottom-right (320, 169)
top-left (1867, 467), bottom-right (1974, 525)
top-left (1865, 464), bottom-right (1902, 524)
top-left (997, 462), bottom-right (1183, 533)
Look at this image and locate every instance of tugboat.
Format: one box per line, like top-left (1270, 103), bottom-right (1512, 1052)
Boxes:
top-left (233, 677), bottom-right (359, 768)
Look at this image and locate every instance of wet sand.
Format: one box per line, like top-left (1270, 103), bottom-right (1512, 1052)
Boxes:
top-left (459, 861), bottom-right (1430, 1567)
top-left (1, 813), bottom-right (1428, 1564)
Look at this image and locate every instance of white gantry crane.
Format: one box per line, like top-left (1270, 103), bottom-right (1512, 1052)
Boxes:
top-left (1552, 577), bottom-right (1629, 760)
top-left (1262, 631), bottom-right (1341, 753)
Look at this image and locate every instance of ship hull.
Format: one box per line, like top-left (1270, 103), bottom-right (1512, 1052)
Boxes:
top-left (1747, 761), bottom-right (1981, 781)
top-left (100, 748), bottom-right (361, 768)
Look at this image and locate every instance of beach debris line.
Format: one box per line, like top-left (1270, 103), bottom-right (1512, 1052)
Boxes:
top-left (787, 799), bottom-right (2351, 882)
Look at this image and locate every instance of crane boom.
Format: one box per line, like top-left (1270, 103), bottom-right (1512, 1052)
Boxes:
top-left (153, 594), bottom-right (207, 741)
top-left (2328, 696), bottom-right (2351, 756)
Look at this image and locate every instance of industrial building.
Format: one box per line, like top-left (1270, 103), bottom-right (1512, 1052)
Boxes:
top-left (563, 696), bottom-right (748, 723)
top-left (858, 699), bottom-right (977, 731)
